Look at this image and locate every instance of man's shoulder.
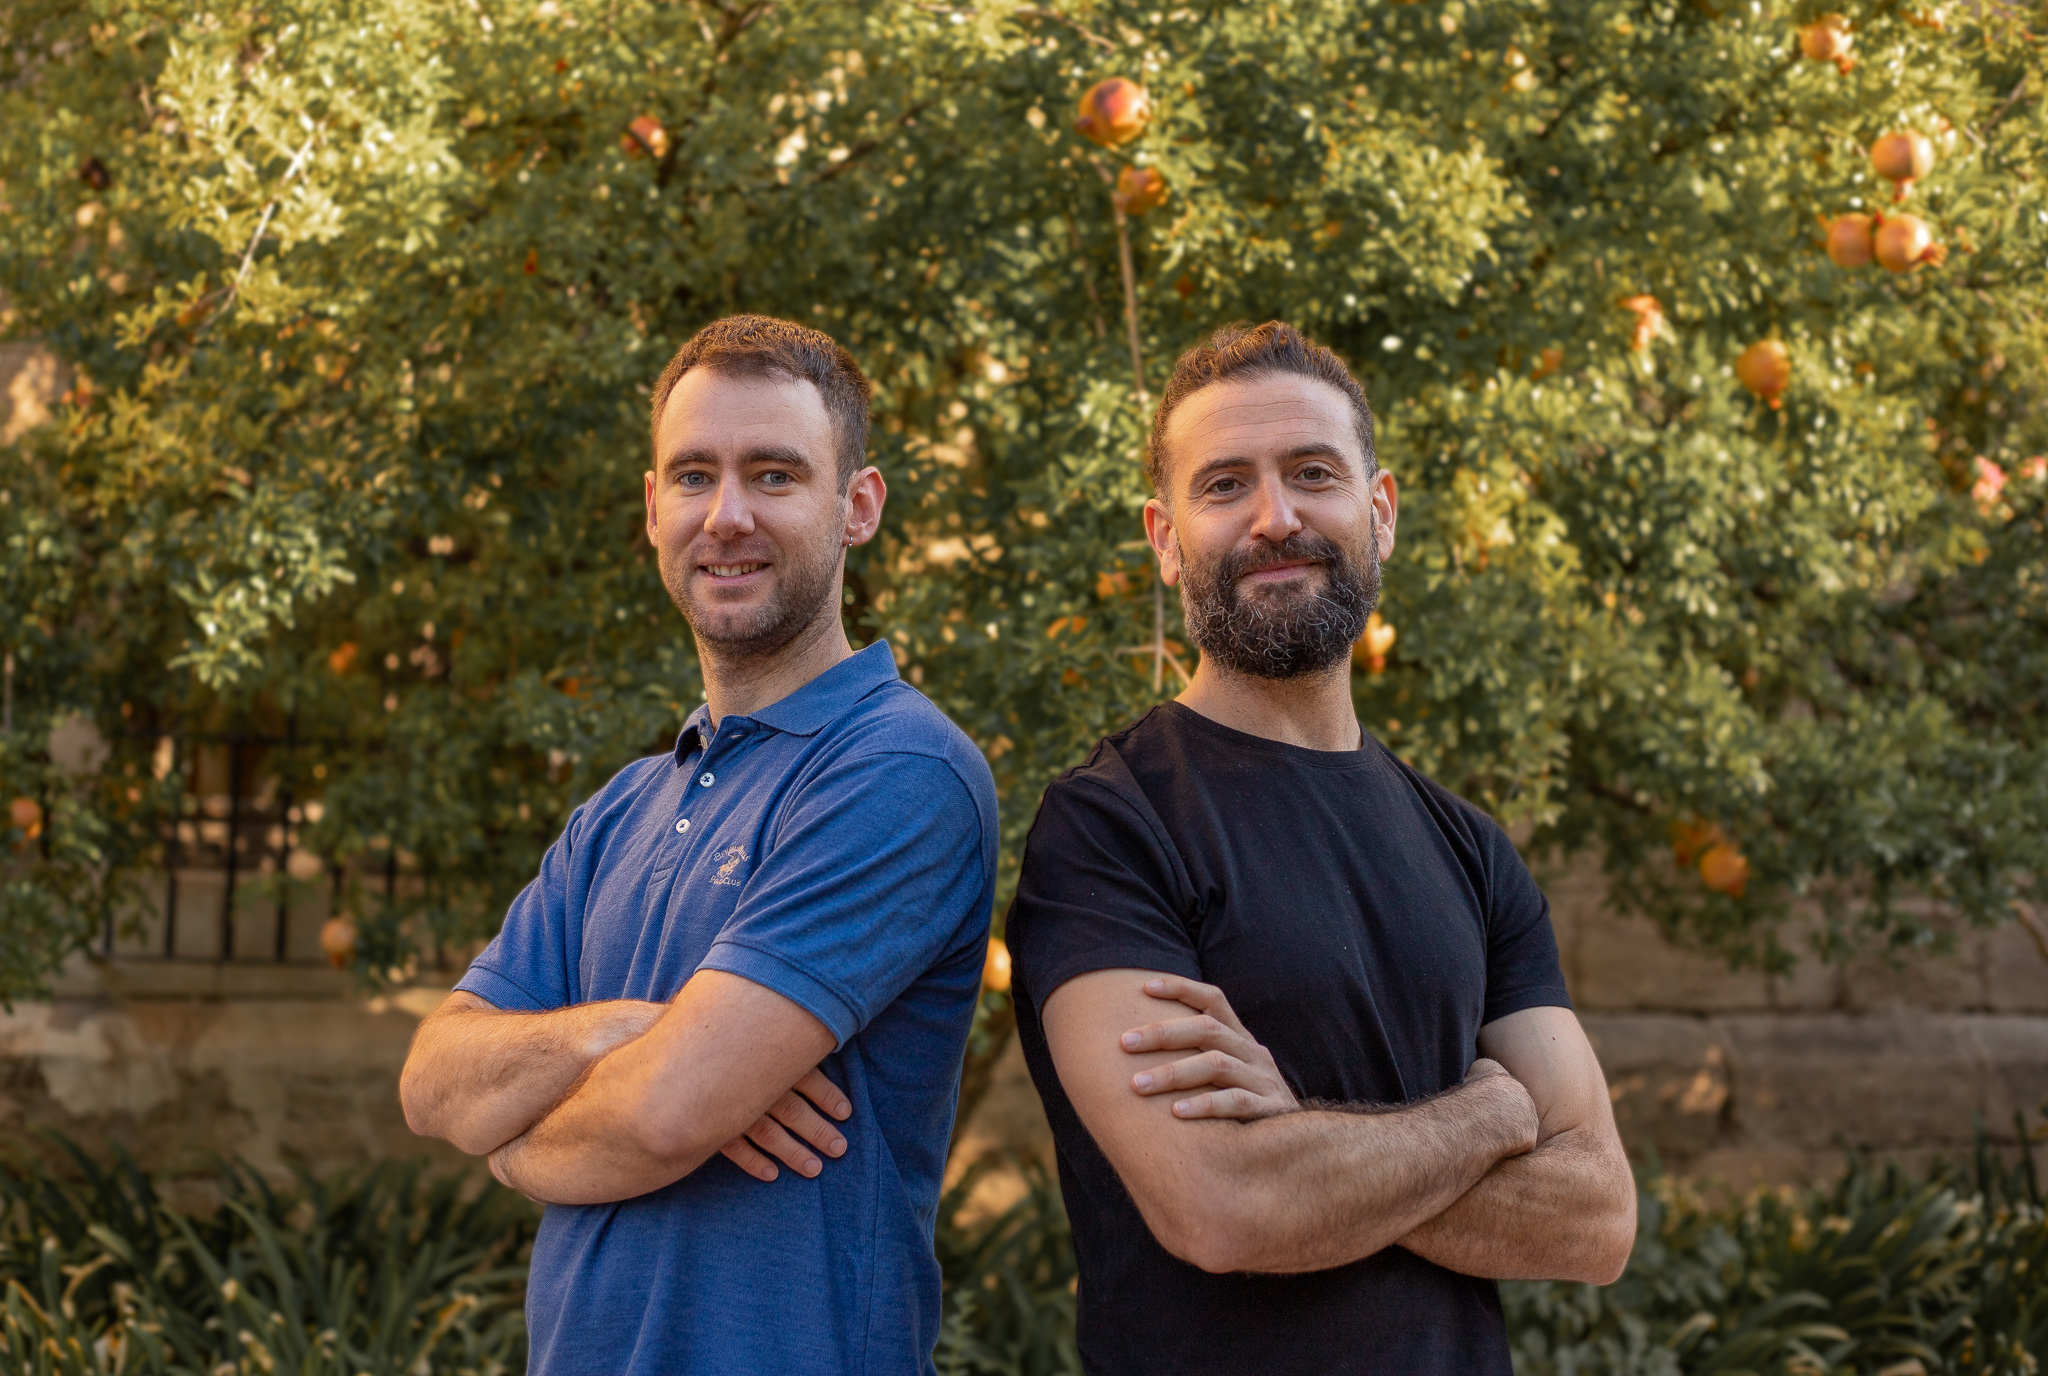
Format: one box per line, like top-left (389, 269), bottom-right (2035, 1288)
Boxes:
top-left (1365, 736), bottom-right (1514, 850)
top-left (820, 677), bottom-right (998, 820)
top-left (1038, 708), bottom-right (1171, 814)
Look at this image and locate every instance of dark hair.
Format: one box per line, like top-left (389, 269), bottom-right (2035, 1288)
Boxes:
top-left (1147, 321), bottom-right (1377, 495)
top-left (649, 314), bottom-right (871, 486)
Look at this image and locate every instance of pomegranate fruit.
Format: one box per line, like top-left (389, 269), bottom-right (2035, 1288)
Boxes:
top-left (621, 114), bottom-right (670, 159)
top-left (1669, 819), bottom-right (1723, 871)
top-left (1870, 131), bottom-right (1935, 196)
top-left (1113, 165), bottom-right (1169, 217)
top-left (1797, 14), bottom-right (1854, 71)
top-left (1352, 612), bottom-right (1397, 674)
top-left (1074, 78), bottom-right (1150, 147)
top-left (1736, 340), bottom-right (1792, 404)
top-left (1824, 213), bottom-right (1874, 267)
top-left (1698, 843), bottom-right (1750, 898)
top-left (319, 916), bottom-right (358, 970)
top-left (983, 937), bottom-right (1012, 993)
top-left (9, 796), bottom-right (42, 840)
top-left (1874, 214), bottom-right (1939, 271)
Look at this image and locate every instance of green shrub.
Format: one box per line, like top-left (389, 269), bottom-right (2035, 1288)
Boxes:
top-left (1505, 1137), bottom-right (2048, 1376)
top-left (0, 1139), bottom-right (534, 1376)
top-left (4, 1136), bottom-right (2043, 1375)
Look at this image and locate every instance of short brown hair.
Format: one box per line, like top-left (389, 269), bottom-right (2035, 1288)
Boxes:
top-left (1147, 321), bottom-right (1377, 495)
top-left (649, 314), bottom-right (871, 486)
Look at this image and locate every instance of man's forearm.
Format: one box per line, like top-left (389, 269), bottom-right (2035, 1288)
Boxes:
top-left (400, 996), bottom-right (666, 1155)
top-left (487, 969), bottom-right (838, 1207)
top-left (1159, 1074), bottom-right (1535, 1275)
top-left (1398, 1123), bottom-right (1638, 1283)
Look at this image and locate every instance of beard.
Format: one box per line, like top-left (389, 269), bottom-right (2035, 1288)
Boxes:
top-left (659, 527), bottom-right (843, 663)
top-left (1176, 523), bottom-right (1380, 681)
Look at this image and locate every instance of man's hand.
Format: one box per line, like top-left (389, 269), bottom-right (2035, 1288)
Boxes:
top-left (479, 969), bottom-right (840, 1207)
top-left (400, 992), bottom-right (667, 1156)
top-left (719, 1067), bottom-right (852, 1181)
top-left (1120, 978), bottom-right (1539, 1154)
top-left (1045, 967), bottom-right (1543, 1274)
top-left (1118, 976), bottom-right (1300, 1121)
top-left (1397, 1006), bottom-right (1636, 1284)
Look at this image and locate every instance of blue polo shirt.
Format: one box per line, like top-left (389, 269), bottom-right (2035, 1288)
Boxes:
top-left (454, 642), bottom-right (998, 1376)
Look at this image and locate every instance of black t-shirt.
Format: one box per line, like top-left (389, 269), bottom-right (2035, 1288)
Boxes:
top-left (1007, 703), bottom-right (1571, 1376)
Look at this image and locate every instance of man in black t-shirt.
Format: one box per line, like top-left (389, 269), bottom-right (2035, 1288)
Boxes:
top-left (1007, 322), bottom-right (1636, 1375)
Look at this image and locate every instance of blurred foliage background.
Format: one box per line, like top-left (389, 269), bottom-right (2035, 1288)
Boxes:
top-left (3, 0), bottom-right (2046, 1037)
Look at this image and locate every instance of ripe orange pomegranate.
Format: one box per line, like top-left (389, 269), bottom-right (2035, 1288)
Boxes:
top-left (1074, 78), bottom-right (1150, 147)
top-left (1669, 819), bottom-right (1723, 870)
top-left (1870, 131), bottom-right (1935, 197)
top-left (1874, 214), bottom-right (1942, 272)
top-left (1113, 165), bottom-right (1169, 217)
top-left (621, 115), bottom-right (670, 160)
top-left (1797, 14), bottom-right (1854, 71)
top-left (9, 796), bottom-right (42, 841)
top-left (983, 937), bottom-right (1013, 993)
top-left (319, 916), bottom-right (358, 970)
top-left (1824, 213), bottom-right (1874, 268)
top-left (1735, 340), bottom-right (1792, 405)
top-left (1698, 843), bottom-right (1750, 898)
top-left (1352, 612), bottom-right (1397, 674)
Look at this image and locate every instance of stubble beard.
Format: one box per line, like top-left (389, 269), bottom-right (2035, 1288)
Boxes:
top-left (660, 526), bottom-right (844, 666)
top-left (1176, 519), bottom-right (1380, 681)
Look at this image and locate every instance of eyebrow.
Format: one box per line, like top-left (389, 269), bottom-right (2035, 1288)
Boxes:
top-left (1184, 442), bottom-right (1353, 493)
top-left (662, 444), bottom-right (818, 479)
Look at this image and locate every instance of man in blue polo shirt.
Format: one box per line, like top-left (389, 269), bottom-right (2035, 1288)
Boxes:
top-left (399, 315), bottom-right (998, 1375)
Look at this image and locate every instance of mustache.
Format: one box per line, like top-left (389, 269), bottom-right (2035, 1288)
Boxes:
top-left (1216, 532), bottom-right (1344, 583)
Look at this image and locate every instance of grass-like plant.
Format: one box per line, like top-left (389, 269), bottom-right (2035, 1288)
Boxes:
top-left (4, 1129), bottom-right (2043, 1375)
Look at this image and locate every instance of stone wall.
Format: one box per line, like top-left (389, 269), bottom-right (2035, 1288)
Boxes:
top-left (3, 854), bottom-right (2043, 1196)
top-left (951, 852), bottom-right (2048, 1191)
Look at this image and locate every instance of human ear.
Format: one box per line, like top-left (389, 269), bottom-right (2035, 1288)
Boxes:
top-left (644, 471), bottom-right (659, 545)
top-left (1371, 469), bottom-right (1398, 562)
top-left (843, 466), bottom-right (887, 547)
top-left (1143, 497), bottom-right (1181, 588)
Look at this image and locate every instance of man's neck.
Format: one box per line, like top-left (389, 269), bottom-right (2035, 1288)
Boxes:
top-left (699, 607), bottom-right (853, 727)
top-left (1176, 658), bottom-right (1363, 753)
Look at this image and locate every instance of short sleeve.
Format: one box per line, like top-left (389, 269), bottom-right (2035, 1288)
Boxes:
top-left (1477, 823), bottom-right (1573, 1024)
top-left (454, 806), bottom-right (588, 1012)
top-left (1006, 774), bottom-right (1203, 1016)
top-left (696, 751), bottom-right (991, 1047)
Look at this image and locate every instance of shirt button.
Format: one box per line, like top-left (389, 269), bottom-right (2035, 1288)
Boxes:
top-left (674, 818), bottom-right (690, 834)
top-left (699, 772), bottom-right (715, 787)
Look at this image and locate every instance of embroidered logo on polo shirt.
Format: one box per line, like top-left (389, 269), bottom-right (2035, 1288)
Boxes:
top-left (710, 845), bottom-right (750, 886)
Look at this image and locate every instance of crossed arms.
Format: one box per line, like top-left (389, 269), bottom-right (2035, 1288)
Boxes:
top-left (400, 970), bottom-right (853, 1205)
top-left (1042, 970), bottom-right (1636, 1281)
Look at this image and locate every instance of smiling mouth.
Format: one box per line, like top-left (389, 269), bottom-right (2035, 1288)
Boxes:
top-left (1242, 560), bottom-right (1320, 581)
top-left (704, 563), bottom-right (768, 578)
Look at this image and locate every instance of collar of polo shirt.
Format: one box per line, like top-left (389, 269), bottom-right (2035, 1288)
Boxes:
top-left (672, 640), bottom-right (900, 762)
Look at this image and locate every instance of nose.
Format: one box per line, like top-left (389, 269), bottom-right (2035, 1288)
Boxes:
top-left (702, 473), bottom-right (755, 540)
top-left (1246, 474), bottom-right (1304, 545)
